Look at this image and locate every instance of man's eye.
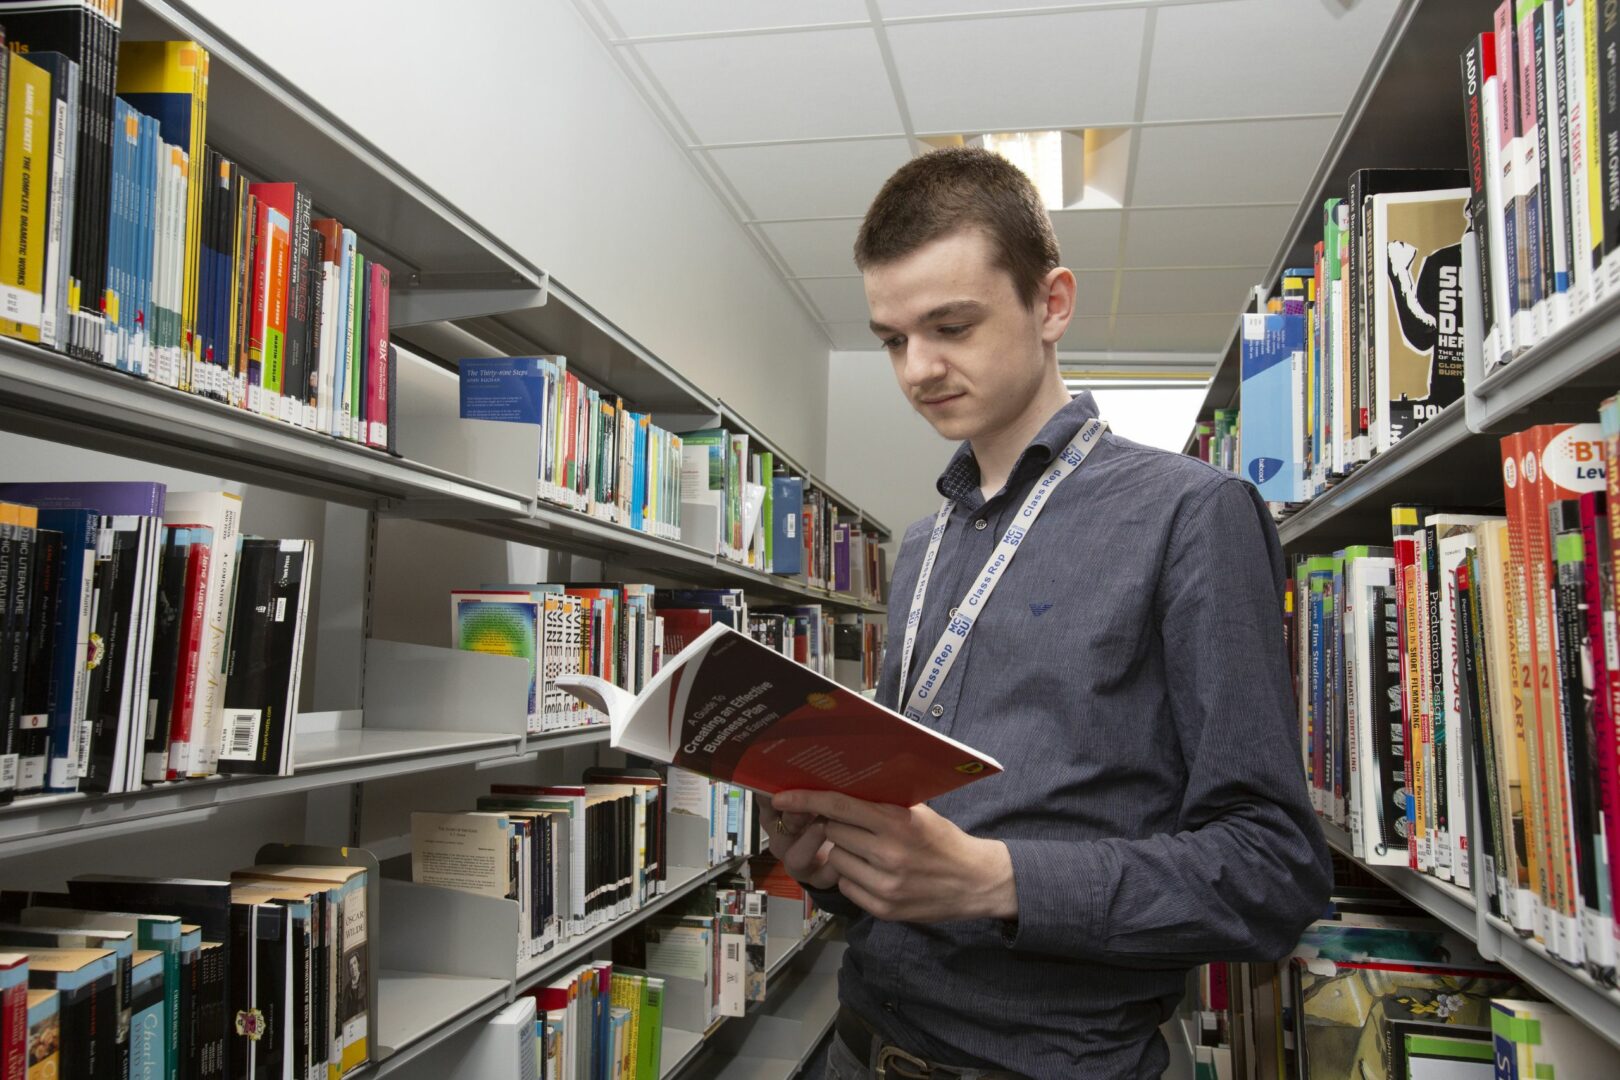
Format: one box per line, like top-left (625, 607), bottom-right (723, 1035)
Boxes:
top-left (882, 336), bottom-right (906, 350)
top-left (938, 324), bottom-right (969, 337)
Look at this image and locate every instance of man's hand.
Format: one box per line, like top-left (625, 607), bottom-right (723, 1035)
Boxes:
top-left (759, 793), bottom-right (839, 890)
top-left (772, 789), bottom-right (1018, 924)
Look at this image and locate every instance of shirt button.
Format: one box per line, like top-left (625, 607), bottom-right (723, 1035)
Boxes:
top-left (974, 519), bottom-right (988, 530)
top-left (948, 606), bottom-right (958, 617)
top-left (884, 1002), bottom-right (898, 1014)
top-left (929, 704), bottom-right (944, 718)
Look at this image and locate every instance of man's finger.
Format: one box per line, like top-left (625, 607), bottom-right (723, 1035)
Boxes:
top-left (773, 788), bottom-right (901, 830)
top-left (822, 818), bottom-right (888, 862)
top-left (825, 842), bottom-right (892, 898)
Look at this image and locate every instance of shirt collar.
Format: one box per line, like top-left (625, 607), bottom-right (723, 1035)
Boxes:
top-left (935, 391), bottom-right (1100, 505)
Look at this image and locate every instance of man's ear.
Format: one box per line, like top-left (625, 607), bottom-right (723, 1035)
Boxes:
top-left (1039, 267), bottom-right (1077, 346)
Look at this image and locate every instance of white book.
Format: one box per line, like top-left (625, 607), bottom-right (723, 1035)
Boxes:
top-left (451, 996), bottom-right (537, 1080)
top-left (1433, 515), bottom-right (1491, 890)
top-left (1481, 60), bottom-right (1518, 370)
top-left (161, 489), bottom-right (243, 778)
top-left (1563, 0), bottom-right (1593, 319)
top-left (1543, 2), bottom-right (1573, 332)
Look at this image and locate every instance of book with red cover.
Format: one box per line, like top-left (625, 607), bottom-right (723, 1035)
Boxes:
top-left (1, 952), bottom-right (25, 1080)
top-left (556, 623), bottom-right (1001, 806)
top-left (364, 263), bottom-right (389, 449)
top-left (658, 608), bottom-right (714, 659)
top-left (167, 534), bottom-right (211, 781)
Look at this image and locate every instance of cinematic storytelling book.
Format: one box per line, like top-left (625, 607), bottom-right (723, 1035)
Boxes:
top-left (555, 622), bottom-right (1000, 806)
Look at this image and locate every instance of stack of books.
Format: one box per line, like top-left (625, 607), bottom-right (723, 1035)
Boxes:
top-left (1288, 407), bottom-right (1620, 981)
top-left (0, 481), bottom-right (312, 805)
top-left (0, 14), bottom-right (399, 450)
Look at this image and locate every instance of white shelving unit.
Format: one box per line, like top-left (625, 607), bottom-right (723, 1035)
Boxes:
top-left (0, 1), bottom-right (886, 1074)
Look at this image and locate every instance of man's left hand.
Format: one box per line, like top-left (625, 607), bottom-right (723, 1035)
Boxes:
top-left (771, 789), bottom-right (1018, 924)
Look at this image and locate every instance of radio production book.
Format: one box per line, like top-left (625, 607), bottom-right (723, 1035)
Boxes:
top-left (554, 622), bottom-right (1001, 806)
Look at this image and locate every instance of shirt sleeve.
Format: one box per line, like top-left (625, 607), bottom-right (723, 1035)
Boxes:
top-left (999, 476), bottom-right (1332, 966)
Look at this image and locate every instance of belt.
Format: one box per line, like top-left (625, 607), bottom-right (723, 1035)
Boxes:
top-left (834, 1006), bottom-right (1030, 1080)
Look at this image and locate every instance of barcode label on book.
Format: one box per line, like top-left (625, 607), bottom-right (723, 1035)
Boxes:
top-left (274, 597), bottom-right (288, 623)
top-left (725, 941), bottom-right (740, 963)
top-left (220, 708), bottom-right (262, 761)
top-left (0, 754), bottom-right (17, 791)
top-left (75, 719), bottom-right (93, 778)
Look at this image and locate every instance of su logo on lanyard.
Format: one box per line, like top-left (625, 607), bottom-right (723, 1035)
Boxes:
top-left (900, 417), bottom-right (1108, 722)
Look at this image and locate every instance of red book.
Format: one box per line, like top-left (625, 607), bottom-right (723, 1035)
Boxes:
top-left (1604, 413), bottom-right (1620, 945)
top-left (364, 262), bottom-right (389, 449)
top-left (1, 952), bottom-right (25, 1080)
top-left (555, 623), bottom-right (1001, 807)
top-left (167, 537), bottom-right (212, 780)
top-left (1577, 491), bottom-right (1619, 970)
top-left (1391, 507), bottom-right (1424, 869)
top-left (657, 608), bottom-right (713, 658)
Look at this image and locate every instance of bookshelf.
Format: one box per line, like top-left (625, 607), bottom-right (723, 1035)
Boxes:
top-left (1181, 0), bottom-right (1620, 1050)
top-left (0, 2), bottom-right (887, 1077)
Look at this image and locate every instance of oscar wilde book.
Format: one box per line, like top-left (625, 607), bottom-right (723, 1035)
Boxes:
top-left (556, 622), bottom-right (1001, 806)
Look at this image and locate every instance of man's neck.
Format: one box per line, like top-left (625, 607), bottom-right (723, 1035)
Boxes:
top-left (972, 375), bottom-right (1074, 501)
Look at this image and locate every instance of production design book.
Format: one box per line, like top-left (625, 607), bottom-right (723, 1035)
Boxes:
top-left (556, 622), bottom-right (1000, 806)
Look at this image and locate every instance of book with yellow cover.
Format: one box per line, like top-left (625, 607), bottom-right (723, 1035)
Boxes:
top-left (0, 52), bottom-right (50, 343)
top-left (118, 40), bottom-right (210, 378)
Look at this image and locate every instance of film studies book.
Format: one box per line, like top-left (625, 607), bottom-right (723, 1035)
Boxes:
top-left (554, 622), bottom-right (1001, 806)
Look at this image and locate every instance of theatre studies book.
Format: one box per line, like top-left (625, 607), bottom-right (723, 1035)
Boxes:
top-left (554, 622), bottom-right (1000, 805)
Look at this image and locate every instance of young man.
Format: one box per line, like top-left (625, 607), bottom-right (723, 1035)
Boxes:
top-left (765, 149), bottom-right (1330, 1078)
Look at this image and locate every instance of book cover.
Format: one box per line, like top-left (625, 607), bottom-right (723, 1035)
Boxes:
top-left (459, 357), bottom-right (550, 424)
top-left (1370, 188), bottom-right (1470, 453)
top-left (24, 988), bottom-right (57, 1080)
top-left (163, 528), bottom-right (210, 783)
top-left (1239, 312), bottom-right (1305, 503)
top-left (1490, 998), bottom-right (1620, 1075)
top-left (247, 183), bottom-right (311, 426)
top-left (451, 591), bottom-right (539, 729)
top-left (219, 539), bottom-right (312, 776)
top-left (364, 262), bottom-right (388, 449)
top-left (162, 490), bottom-right (242, 779)
top-left (557, 622), bottom-right (1000, 806)
top-left (34, 508), bottom-right (97, 794)
top-left (0, 953), bottom-right (24, 1080)
top-left (23, 947), bottom-right (118, 1080)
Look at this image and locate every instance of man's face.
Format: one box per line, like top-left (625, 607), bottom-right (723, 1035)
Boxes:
top-left (864, 229), bottom-right (1051, 444)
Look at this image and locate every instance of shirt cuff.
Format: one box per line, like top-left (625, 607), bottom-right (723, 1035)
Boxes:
top-left (999, 837), bottom-right (1113, 956)
top-left (804, 882), bottom-right (863, 919)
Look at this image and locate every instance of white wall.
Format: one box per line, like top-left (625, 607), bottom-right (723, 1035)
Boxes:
top-left (191, 0), bottom-right (831, 471)
top-left (825, 350), bottom-right (1210, 541)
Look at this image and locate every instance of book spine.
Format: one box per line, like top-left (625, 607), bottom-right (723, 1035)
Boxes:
top-left (365, 263), bottom-right (389, 449)
top-left (1598, 0), bottom-right (1620, 281)
top-left (1550, 1), bottom-right (1576, 319)
top-left (1465, 38), bottom-right (1501, 368)
top-left (1551, 508), bottom-right (1600, 969)
top-left (168, 540), bottom-right (209, 780)
top-left (1576, 496), bottom-right (1619, 976)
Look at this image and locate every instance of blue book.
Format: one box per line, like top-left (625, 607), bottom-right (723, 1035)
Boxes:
top-left (1239, 312), bottom-right (1304, 503)
top-left (331, 230), bottom-right (355, 437)
top-left (0, 482), bottom-right (166, 516)
top-left (459, 357), bottom-right (548, 423)
top-left (769, 476), bottom-right (804, 576)
top-left (35, 508), bottom-right (99, 792)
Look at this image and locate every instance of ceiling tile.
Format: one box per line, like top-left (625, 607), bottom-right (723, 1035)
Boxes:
top-left (1059, 317), bottom-right (1113, 351)
top-left (882, 0), bottom-right (1137, 15)
top-left (1129, 117), bottom-right (1339, 205)
top-left (600, 0), bottom-right (871, 37)
top-left (758, 219), bottom-right (862, 277)
top-left (1112, 313), bottom-right (1239, 352)
top-left (1117, 267), bottom-right (1266, 315)
top-left (634, 29), bottom-right (903, 144)
top-left (1050, 210), bottom-right (1123, 270)
top-left (1144, 0), bottom-right (1401, 121)
top-left (826, 321), bottom-right (886, 350)
top-left (1072, 271), bottom-right (1116, 318)
top-left (1124, 205), bottom-right (1297, 267)
top-left (799, 276), bottom-right (872, 322)
top-left (888, 9), bottom-right (1147, 134)
top-left (709, 138), bottom-right (914, 220)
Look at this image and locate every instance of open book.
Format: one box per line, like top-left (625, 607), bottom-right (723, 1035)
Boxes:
top-left (555, 622), bottom-right (1001, 806)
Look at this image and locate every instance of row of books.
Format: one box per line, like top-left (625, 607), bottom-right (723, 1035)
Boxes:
top-left (0, 12), bottom-right (398, 449)
top-left (1221, 172), bottom-right (1469, 506)
top-left (0, 855), bottom-right (371, 1080)
top-left (409, 766), bottom-right (761, 964)
top-left (450, 583), bottom-right (879, 736)
top-left (1290, 414), bottom-right (1620, 979)
top-left (1464, 3), bottom-right (1620, 376)
top-left (0, 481), bottom-right (312, 805)
top-left (1201, 862), bottom-right (1620, 1079)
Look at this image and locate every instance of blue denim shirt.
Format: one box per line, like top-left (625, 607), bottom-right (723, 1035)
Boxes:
top-left (817, 391), bottom-right (1330, 1078)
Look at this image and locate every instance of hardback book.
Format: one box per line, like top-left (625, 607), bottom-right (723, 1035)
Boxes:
top-left (1490, 997), bottom-right (1620, 1075)
top-left (160, 490), bottom-right (243, 779)
top-left (219, 539), bottom-right (312, 776)
top-left (556, 621), bottom-right (1001, 806)
top-left (1370, 188), bottom-right (1471, 453)
top-left (455, 997), bottom-right (536, 1080)
top-left (1385, 1019), bottom-right (1491, 1079)
top-left (1239, 312), bottom-right (1305, 504)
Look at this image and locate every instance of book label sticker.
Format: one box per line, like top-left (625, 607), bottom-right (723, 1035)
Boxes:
top-left (220, 708), bottom-right (262, 761)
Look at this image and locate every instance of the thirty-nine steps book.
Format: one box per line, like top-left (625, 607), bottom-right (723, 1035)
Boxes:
top-left (555, 622), bottom-right (1001, 806)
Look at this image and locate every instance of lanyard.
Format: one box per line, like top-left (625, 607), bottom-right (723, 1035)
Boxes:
top-left (900, 416), bottom-right (1107, 721)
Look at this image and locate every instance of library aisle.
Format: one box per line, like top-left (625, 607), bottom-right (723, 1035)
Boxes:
top-left (3, 2), bottom-right (1618, 1079)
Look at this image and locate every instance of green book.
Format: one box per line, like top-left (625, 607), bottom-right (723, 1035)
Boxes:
top-left (349, 250), bottom-right (365, 438)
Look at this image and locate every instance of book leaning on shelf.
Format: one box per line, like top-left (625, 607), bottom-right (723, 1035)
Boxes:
top-left (0, 18), bottom-right (399, 451)
top-left (1291, 412), bottom-right (1620, 983)
top-left (0, 481), bottom-right (313, 805)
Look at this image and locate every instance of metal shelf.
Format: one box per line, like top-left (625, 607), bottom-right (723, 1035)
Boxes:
top-left (678, 939), bottom-right (847, 1080)
top-left (1320, 822), bottom-right (1620, 1049)
top-left (123, 1), bottom-right (546, 307)
top-left (0, 722), bottom-right (610, 859)
top-left (1188, 0), bottom-right (1478, 432)
top-left (1467, 287), bottom-right (1620, 431)
top-left (374, 970), bottom-right (512, 1077)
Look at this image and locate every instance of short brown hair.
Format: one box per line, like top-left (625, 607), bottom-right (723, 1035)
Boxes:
top-left (854, 147), bottom-right (1061, 307)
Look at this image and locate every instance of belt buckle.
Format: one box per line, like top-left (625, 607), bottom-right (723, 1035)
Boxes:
top-left (875, 1043), bottom-right (932, 1080)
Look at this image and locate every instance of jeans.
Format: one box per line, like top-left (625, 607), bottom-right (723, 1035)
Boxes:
top-left (821, 1024), bottom-right (1008, 1080)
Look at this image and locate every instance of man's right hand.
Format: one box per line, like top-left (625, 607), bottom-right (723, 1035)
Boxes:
top-left (761, 795), bottom-right (840, 890)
